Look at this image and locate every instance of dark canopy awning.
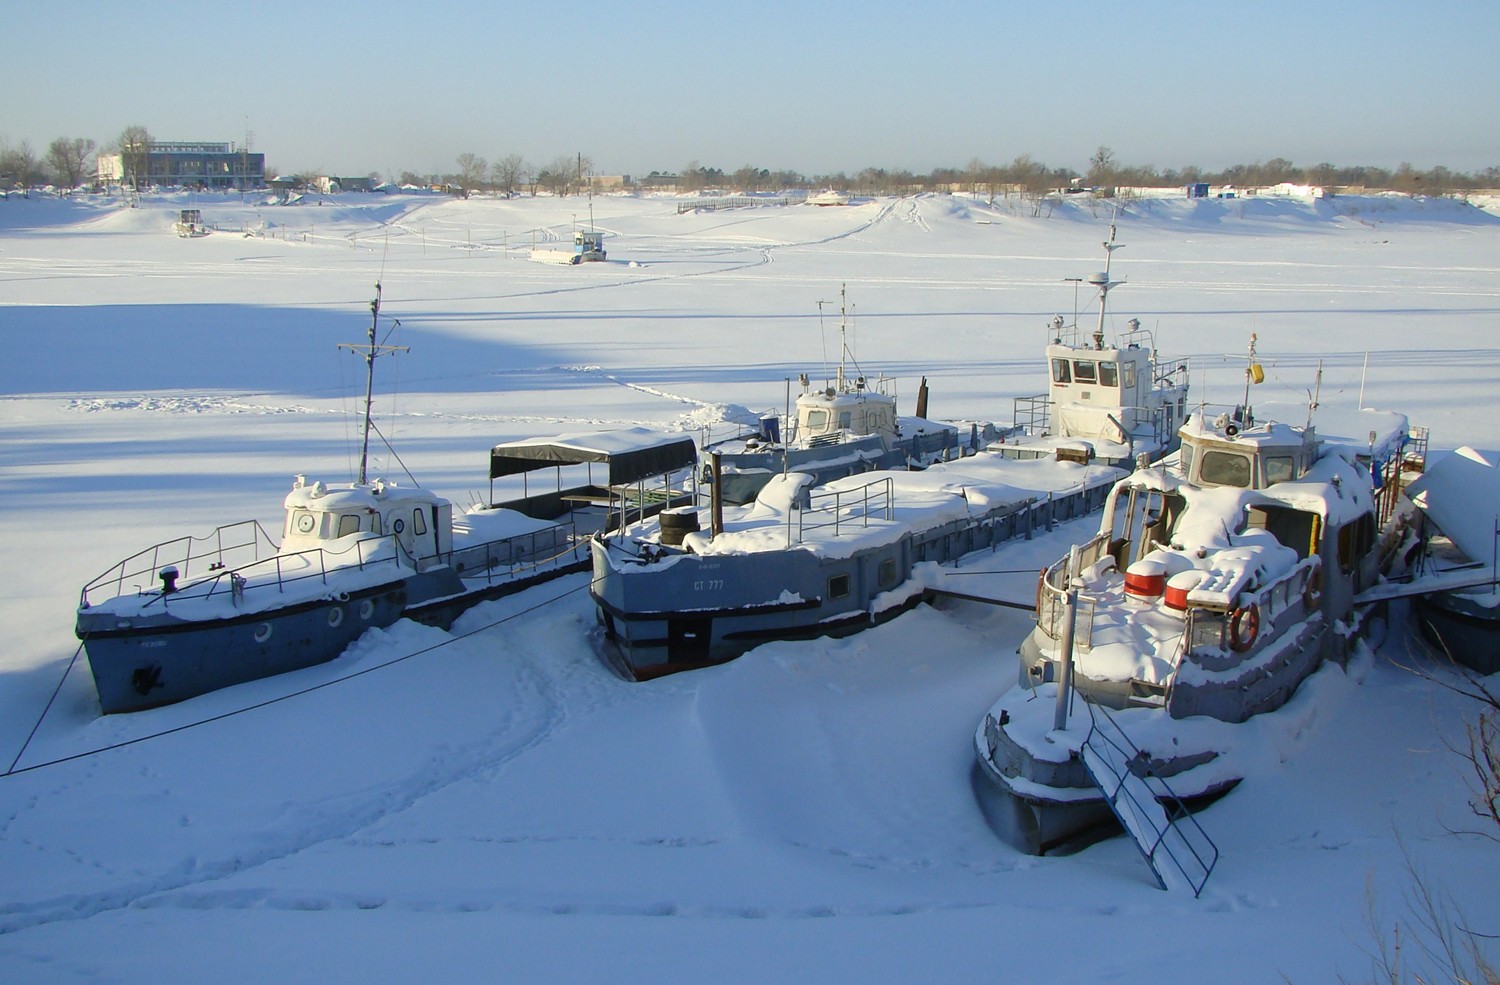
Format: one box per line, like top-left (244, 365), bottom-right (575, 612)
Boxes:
top-left (489, 427), bottom-right (698, 485)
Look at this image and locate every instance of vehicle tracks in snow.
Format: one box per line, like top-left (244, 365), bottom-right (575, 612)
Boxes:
top-left (0, 596), bottom-right (609, 937)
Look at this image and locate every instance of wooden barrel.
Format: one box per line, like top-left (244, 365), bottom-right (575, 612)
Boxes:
top-left (659, 509), bottom-right (701, 546)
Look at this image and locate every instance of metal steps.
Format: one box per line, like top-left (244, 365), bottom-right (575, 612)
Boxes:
top-left (1079, 701), bottom-right (1219, 896)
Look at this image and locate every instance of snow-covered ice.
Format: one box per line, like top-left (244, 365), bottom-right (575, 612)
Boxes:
top-left (1, 189), bottom-right (1497, 982)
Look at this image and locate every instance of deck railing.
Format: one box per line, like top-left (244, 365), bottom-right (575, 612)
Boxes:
top-left (794, 477), bottom-right (895, 541)
top-left (1080, 698), bottom-right (1219, 896)
top-left (80, 520), bottom-right (587, 611)
top-left (79, 520), bottom-right (280, 607)
top-left (446, 521), bottom-right (583, 585)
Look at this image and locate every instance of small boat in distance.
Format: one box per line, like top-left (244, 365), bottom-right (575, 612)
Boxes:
top-left (806, 189), bottom-right (851, 207)
top-left (529, 228), bottom-right (607, 264)
top-left (174, 209), bottom-right (208, 237)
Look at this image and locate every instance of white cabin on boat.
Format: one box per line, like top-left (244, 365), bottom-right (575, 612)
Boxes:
top-left (1046, 322), bottom-right (1186, 450)
top-left (281, 475), bottom-right (453, 565)
top-left (792, 379), bottom-right (899, 445)
top-left (1176, 414), bottom-right (1320, 489)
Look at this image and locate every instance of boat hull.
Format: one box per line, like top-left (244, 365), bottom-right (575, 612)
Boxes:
top-left (1415, 590), bottom-right (1500, 675)
top-left (591, 476), bottom-right (1114, 680)
top-left (970, 759), bottom-right (1120, 856)
top-left (971, 714), bottom-right (1237, 855)
top-left (591, 540), bottom-right (915, 680)
top-left (79, 581), bottom-right (409, 713)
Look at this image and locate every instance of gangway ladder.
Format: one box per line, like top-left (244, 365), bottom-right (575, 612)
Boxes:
top-left (1077, 700), bottom-right (1219, 896)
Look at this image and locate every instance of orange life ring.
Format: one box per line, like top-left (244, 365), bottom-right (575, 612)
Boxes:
top-left (1303, 567), bottom-right (1323, 610)
top-left (1228, 603), bottom-right (1261, 652)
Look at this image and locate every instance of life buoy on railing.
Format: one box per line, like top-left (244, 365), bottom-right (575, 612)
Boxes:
top-left (1228, 603), bottom-right (1260, 652)
top-left (1303, 566), bottom-right (1323, 610)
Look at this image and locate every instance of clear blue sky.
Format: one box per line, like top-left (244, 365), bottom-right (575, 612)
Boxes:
top-left (3, 0), bottom-right (1495, 179)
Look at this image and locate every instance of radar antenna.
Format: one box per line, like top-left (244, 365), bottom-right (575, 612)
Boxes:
top-left (338, 283), bottom-right (409, 485)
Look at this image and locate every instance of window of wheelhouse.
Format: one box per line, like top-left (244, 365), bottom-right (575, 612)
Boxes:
top-left (1200, 450), bottom-right (1252, 487)
top-left (1051, 358), bottom-right (1071, 384)
top-left (1098, 361), bottom-right (1118, 387)
top-left (1123, 362), bottom-right (1137, 389)
top-left (828, 574), bottom-right (851, 599)
top-left (1179, 441), bottom-right (1195, 479)
top-left (804, 409), bottom-right (829, 430)
top-left (337, 513), bottom-right (361, 538)
top-left (412, 509), bottom-right (428, 536)
top-left (1072, 360), bottom-right (1097, 384)
top-left (1264, 455), bottom-right (1295, 485)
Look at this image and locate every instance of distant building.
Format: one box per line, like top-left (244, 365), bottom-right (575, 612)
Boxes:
top-left (97, 140), bottom-right (266, 190)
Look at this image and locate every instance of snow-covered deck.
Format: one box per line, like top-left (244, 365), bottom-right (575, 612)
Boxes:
top-left (680, 452), bottom-right (1122, 561)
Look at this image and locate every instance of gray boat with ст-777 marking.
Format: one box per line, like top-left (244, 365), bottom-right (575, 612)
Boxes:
top-left (590, 234), bottom-right (1191, 680)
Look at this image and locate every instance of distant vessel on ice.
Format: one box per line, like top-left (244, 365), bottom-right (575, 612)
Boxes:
top-left (529, 228), bottom-right (606, 264)
top-left (806, 189), bottom-right (851, 207)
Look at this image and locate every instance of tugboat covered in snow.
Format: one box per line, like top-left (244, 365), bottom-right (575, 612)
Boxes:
top-left (698, 285), bottom-right (964, 506)
top-left (999, 220), bottom-right (1189, 468)
top-left (974, 343), bottom-right (1424, 867)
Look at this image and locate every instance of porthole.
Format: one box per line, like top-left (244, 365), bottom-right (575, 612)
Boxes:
top-left (295, 513), bottom-right (316, 534)
top-left (328, 606), bottom-right (344, 628)
top-left (253, 622), bottom-right (273, 643)
top-left (393, 518), bottom-right (405, 534)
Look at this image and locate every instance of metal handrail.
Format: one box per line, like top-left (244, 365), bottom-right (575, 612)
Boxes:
top-left (79, 519), bottom-right (280, 607)
top-left (81, 520), bottom-right (587, 610)
top-left (1183, 556), bottom-right (1322, 660)
top-left (446, 520), bottom-right (584, 584)
top-left (1081, 698), bottom-right (1219, 897)
top-left (795, 476), bottom-right (895, 541)
top-left (136, 535), bottom-right (401, 608)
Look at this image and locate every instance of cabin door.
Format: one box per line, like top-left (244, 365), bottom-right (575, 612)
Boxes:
top-left (667, 617), bottom-right (713, 666)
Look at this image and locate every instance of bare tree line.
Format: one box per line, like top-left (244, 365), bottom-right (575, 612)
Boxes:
top-left (4, 127), bottom-right (1498, 200)
top-left (393, 145), bottom-right (1500, 201)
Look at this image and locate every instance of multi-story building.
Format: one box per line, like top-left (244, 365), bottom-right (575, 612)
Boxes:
top-left (97, 140), bottom-right (266, 190)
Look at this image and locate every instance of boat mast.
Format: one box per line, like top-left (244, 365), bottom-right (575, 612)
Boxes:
top-left (581, 151), bottom-right (596, 234)
top-left (1093, 219), bottom-right (1123, 349)
top-left (339, 282), bottom-right (409, 486)
top-left (836, 284), bottom-right (848, 392)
